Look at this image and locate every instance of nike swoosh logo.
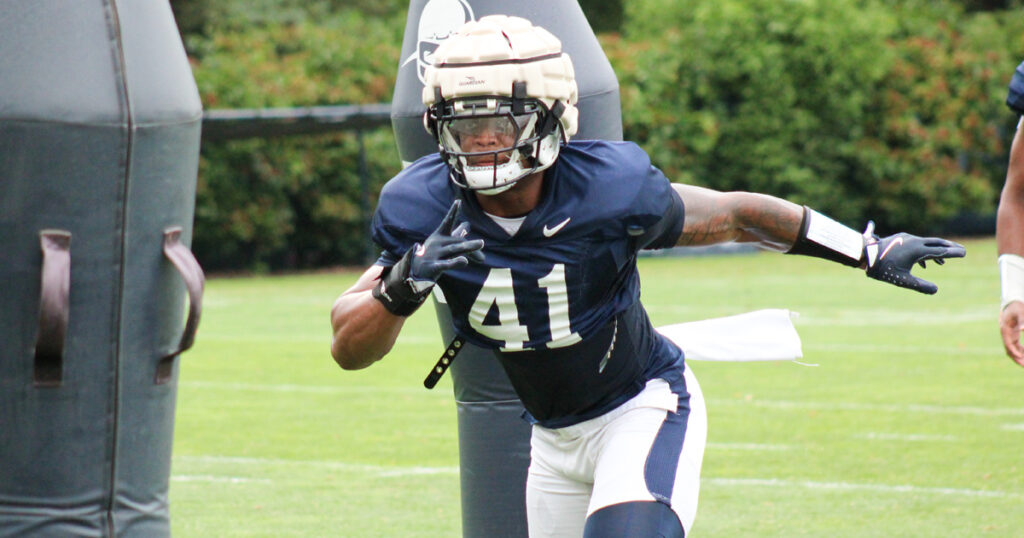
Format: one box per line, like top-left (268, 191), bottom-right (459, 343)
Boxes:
top-left (879, 237), bottom-right (903, 260)
top-left (542, 217), bottom-right (571, 238)
top-left (415, 244), bottom-right (427, 257)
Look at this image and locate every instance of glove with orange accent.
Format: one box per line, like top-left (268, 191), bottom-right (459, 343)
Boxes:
top-left (861, 222), bottom-right (966, 295)
top-left (373, 200), bottom-right (485, 316)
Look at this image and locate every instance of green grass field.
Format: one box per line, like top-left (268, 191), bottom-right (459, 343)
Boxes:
top-left (169, 237), bottom-right (1024, 537)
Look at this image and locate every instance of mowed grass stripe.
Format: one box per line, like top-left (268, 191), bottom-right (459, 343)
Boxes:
top-left (172, 456), bottom-right (1018, 499)
top-left (703, 478), bottom-right (1021, 499)
top-left (181, 380), bottom-right (1024, 416)
top-left (708, 398), bottom-right (1024, 416)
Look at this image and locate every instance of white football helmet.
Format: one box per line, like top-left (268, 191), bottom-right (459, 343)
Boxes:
top-left (422, 15), bottom-right (579, 195)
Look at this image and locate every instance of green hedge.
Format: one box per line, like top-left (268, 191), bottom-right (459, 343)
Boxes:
top-left (607, 0), bottom-right (1024, 233)
top-left (183, 1), bottom-right (1024, 270)
top-left (186, 10), bottom-right (404, 271)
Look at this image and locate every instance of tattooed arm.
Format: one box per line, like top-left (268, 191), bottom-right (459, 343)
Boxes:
top-left (672, 184), bottom-right (803, 250)
top-left (670, 183), bottom-right (965, 295)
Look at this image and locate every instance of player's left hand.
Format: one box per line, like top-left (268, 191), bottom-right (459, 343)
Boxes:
top-left (861, 222), bottom-right (966, 294)
top-left (999, 301), bottom-right (1024, 366)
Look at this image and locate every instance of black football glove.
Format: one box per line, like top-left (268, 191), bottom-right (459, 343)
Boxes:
top-left (861, 221), bottom-right (966, 295)
top-left (373, 199), bottom-right (485, 316)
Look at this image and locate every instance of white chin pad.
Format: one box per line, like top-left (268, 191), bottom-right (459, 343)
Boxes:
top-left (462, 158), bottom-right (523, 193)
top-left (475, 183), bottom-right (516, 195)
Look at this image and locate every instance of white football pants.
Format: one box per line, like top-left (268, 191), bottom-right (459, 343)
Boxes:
top-left (525, 366), bottom-right (707, 537)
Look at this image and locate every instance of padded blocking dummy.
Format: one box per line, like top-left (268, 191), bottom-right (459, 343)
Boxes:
top-left (392, 1), bottom-right (621, 535)
top-left (0, 1), bottom-right (203, 536)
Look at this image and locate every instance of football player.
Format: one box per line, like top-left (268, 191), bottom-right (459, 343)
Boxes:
top-left (330, 15), bottom-right (965, 537)
top-left (998, 59), bottom-right (1024, 366)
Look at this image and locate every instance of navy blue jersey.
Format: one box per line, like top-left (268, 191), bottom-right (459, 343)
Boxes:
top-left (372, 140), bottom-right (687, 427)
top-left (1009, 60), bottom-right (1024, 115)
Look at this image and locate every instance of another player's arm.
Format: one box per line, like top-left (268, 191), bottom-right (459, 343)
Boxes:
top-left (330, 265), bottom-right (406, 370)
top-left (997, 119), bottom-right (1024, 255)
top-left (996, 117), bottom-right (1024, 365)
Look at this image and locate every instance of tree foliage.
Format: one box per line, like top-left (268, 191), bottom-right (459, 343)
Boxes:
top-left (605, 0), bottom-right (1023, 233)
top-left (179, 0), bottom-right (1024, 270)
top-left (182, 8), bottom-right (404, 271)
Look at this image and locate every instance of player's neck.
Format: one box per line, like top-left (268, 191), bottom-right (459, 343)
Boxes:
top-left (474, 171), bottom-right (545, 218)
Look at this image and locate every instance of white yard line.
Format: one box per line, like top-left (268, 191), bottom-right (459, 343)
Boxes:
top-left (195, 334), bottom-right (441, 345)
top-left (793, 309), bottom-right (993, 326)
top-left (173, 456), bottom-right (1018, 499)
top-left (707, 442), bottom-right (794, 451)
top-left (803, 342), bottom-right (1002, 355)
top-left (709, 398), bottom-right (1024, 417)
top-left (704, 477), bottom-right (1018, 499)
top-left (648, 306), bottom-right (994, 326)
top-left (180, 382), bottom-right (1022, 417)
top-left (857, 432), bottom-right (958, 442)
top-left (179, 381), bottom-right (438, 395)
top-left (175, 455), bottom-right (458, 478)
top-left (172, 475), bottom-right (272, 484)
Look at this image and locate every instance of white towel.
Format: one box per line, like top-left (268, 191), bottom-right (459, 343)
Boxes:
top-left (657, 309), bottom-right (803, 362)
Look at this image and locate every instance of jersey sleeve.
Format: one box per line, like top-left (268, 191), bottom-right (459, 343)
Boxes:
top-left (371, 177), bottom-right (441, 267)
top-left (1008, 60), bottom-right (1024, 115)
top-left (370, 156), bottom-right (454, 267)
top-left (633, 169), bottom-right (685, 250)
top-left (370, 206), bottom-right (415, 267)
top-left (610, 145), bottom-right (684, 251)
top-left (373, 247), bottom-right (402, 267)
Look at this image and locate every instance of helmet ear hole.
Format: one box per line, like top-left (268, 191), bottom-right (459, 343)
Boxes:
top-left (423, 86), bottom-right (446, 139)
top-left (422, 112), bottom-right (435, 138)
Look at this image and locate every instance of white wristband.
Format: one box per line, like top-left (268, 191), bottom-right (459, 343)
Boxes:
top-left (805, 209), bottom-right (864, 263)
top-left (999, 254), bottom-right (1024, 310)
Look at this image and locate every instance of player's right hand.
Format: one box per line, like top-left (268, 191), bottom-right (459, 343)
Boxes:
top-left (1000, 301), bottom-right (1024, 366)
top-left (407, 199), bottom-right (485, 286)
top-left (372, 199), bottom-right (484, 317)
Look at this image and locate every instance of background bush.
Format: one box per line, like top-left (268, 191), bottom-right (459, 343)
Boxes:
top-left (178, 0), bottom-right (1024, 271)
top-left (182, 7), bottom-right (404, 271)
top-left (607, 0), bottom-right (1024, 233)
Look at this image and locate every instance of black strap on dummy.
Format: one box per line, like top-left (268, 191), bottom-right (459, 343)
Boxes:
top-left (424, 337), bottom-right (466, 389)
